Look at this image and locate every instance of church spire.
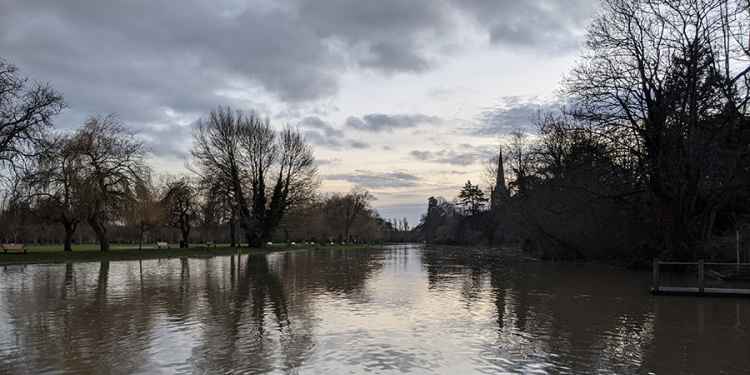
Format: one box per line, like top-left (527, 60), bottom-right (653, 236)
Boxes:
top-left (491, 148), bottom-right (508, 209)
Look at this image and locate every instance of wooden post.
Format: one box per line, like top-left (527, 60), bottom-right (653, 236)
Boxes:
top-left (737, 229), bottom-right (741, 273)
top-left (653, 259), bottom-right (660, 292)
top-left (698, 259), bottom-right (705, 294)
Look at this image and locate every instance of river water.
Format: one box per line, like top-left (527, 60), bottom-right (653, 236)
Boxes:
top-left (0, 244), bottom-right (748, 374)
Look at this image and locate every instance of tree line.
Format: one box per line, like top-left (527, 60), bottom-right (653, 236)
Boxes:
top-left (420, 0), bottom-right (750, 263)
top-left (0, 59), bottom-right (409, 251)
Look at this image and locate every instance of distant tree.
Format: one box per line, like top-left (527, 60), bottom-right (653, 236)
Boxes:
top-left (505, 131), bottom-right (535, 196)
top-left (26, 134), bottom-right (85, 251)
top-left (457, 181), bottom-right (488, 215)
top-left (324, 189), bottom-right (374, 241)
top-left (127, 174), bottom-right (162, 251)
top-left (199, 177), bottom-right (235, 246)
top-left (0, 59), bottom-right (64, 173)
top-left (162, 177), bottom-right (199, 248)
top-left (73, 115), bottom-right (148, 252)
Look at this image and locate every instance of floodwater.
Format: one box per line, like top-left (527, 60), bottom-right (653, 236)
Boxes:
top-left (0, 244), bottom-right (748, 374)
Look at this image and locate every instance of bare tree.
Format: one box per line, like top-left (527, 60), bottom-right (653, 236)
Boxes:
top-left (0, 59), bottom-right (64, 175)
top-left (192, 108), bottom-right (255, 246)
top-left (566, 0), bottom-right (750, 257)
top-left (206, 176), bottom-right (239, 246)
top-left (26, 134), bottom-right (85, 251)
top-left (73, 115), bottom-right (147, 252)
top-left (192, 106), bottom-right (317, 247)
top-left (162, 176), bottom-right (199, 248)
top-left (262, 127), bottom-right (318, 242)
top-left (324, 189), bottom-right (374, 242)
top-left (127, 173), bottom-right (163, 250)
top-left (505, 131), bottom-right (535, 196)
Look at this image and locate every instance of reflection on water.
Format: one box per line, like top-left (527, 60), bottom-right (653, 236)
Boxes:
top-left (0, 244), bottom-right (748, 374)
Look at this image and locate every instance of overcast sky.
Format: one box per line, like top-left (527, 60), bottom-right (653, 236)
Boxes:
top-left (0, 0), bottom-right (599, 224)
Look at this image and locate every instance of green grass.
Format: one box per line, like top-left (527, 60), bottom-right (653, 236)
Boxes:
top-left (0, 242), bottom-right (373, 265)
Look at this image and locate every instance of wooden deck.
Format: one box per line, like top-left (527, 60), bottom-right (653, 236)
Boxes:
top-left (652, 260), bottom-right (750, 298)
top-left (651, 286), bottom-right (750, 297)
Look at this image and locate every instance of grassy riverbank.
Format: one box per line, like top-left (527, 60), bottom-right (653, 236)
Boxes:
top-left (0, 243), bottom-right (373, 265)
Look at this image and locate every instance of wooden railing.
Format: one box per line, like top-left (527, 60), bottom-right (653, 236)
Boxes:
top-left (652, 260), bottom-right (750, 296)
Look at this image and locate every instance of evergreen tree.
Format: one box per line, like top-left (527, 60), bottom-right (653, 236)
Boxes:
top-left (457, 180), bottom-right (488, 215)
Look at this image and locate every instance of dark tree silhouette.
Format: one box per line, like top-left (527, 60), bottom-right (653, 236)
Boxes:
top-left (73, 115), bottom-right (148, 252)
top-left (192, 107), bottom-right (317, 247)
top-left (458, 181), bottom-right (488, 215)
top-left (0, 59), bottom-right (64, 173)
top-left (566, 0), bottom-right (750, 258)
top-left (26, 134), bottom-right (85, 251)
top-left (162, 177), bottom-right (199, 248)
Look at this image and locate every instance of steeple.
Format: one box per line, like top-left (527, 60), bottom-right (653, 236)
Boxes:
top-left (491, 149), bottom-right (508, 209)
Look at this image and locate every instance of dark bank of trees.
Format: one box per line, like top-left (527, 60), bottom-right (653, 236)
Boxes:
top-left (0, 60), bottom-right (400, 251)
top-left (420, 0), bottom-right (750, 263)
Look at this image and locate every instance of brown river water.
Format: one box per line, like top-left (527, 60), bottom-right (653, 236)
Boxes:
top-left (0, 244), bottom-right (748, 374)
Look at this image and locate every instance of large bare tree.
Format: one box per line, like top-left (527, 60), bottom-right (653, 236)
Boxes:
top-left (0, 59), bottom-right (64, 174)
top-left (566, 0), bottom-right (750, 258)
top-left (73, 115), bottom-right (147, 252)
top-left (192, 106), bottom-right (317, 247)
top-left (26, 134), bottom-right (85, 251)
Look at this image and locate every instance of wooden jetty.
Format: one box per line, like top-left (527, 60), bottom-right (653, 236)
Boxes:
top-left (651, 260), bottom-right (750, 297)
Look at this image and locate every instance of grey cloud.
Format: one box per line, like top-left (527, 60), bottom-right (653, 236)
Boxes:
top-left (296, 0), bottom-right (448, 73)
top-left (298, 116), bottom-right (371, 150)
top-left (473, 97), bottom-right (560, 135)
top-left (299, 116), bottom-right (344, 138)
top-left (454, 0), bottom-right (597, 52)
top-left (134, 122), bottom-right (193, 159)
top-left (349, 140), bottom-right (370, 149)
top-left (303, 130), bottom-right (342, 149)
top-left (316, 157), bottom-right (342, 167)
top-left (0, 0), bottom-right (594, 160)
top-left (0, 0), bottom-right (460, 137)
top-left (346, 113), bottom-right (442, 132)
top-left (410, 150), bottom-right (433, 161)
top-left (325, 170), bottom-right (420, 189)
top-left (410, 144), bottom-right (496, 166)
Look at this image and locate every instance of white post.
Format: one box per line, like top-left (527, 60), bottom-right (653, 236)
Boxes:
top-left (699, 260), bottom-right (705, 294)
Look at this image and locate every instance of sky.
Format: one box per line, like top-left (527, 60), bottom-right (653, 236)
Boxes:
top-left (0, 0), bottom-right (599, 225)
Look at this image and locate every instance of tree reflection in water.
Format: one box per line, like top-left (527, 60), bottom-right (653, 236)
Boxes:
top-left (0, 245), bottom-right (748, 374)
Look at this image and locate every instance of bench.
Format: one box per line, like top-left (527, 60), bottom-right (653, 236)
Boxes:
top-left (205, 241), bottom-right (215, 248)
top-left (1, 244), bottom-right (26, 254)
top-left (156, 242), bottom-right (170, 249)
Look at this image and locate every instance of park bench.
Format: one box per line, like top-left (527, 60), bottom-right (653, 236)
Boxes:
top-left (156, 242), bottom-right (170, 249)
top-left (205, 241), bottom-right (215, 248)
top-left (1, 244), bottom-right (26, 254)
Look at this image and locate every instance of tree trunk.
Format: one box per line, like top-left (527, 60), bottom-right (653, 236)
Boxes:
top-left (63, 221), bottom-right (77, 252)
top-left (344, 223), bottom-right (351, 244)
top-left (138, 222), bottom-right (145, 251)
top-left (88, 217), bottom-right (110, 252)
top-left (229, 213), bottom-right (237, 248)
top-left (181, 227), bottom-right (190, 248)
